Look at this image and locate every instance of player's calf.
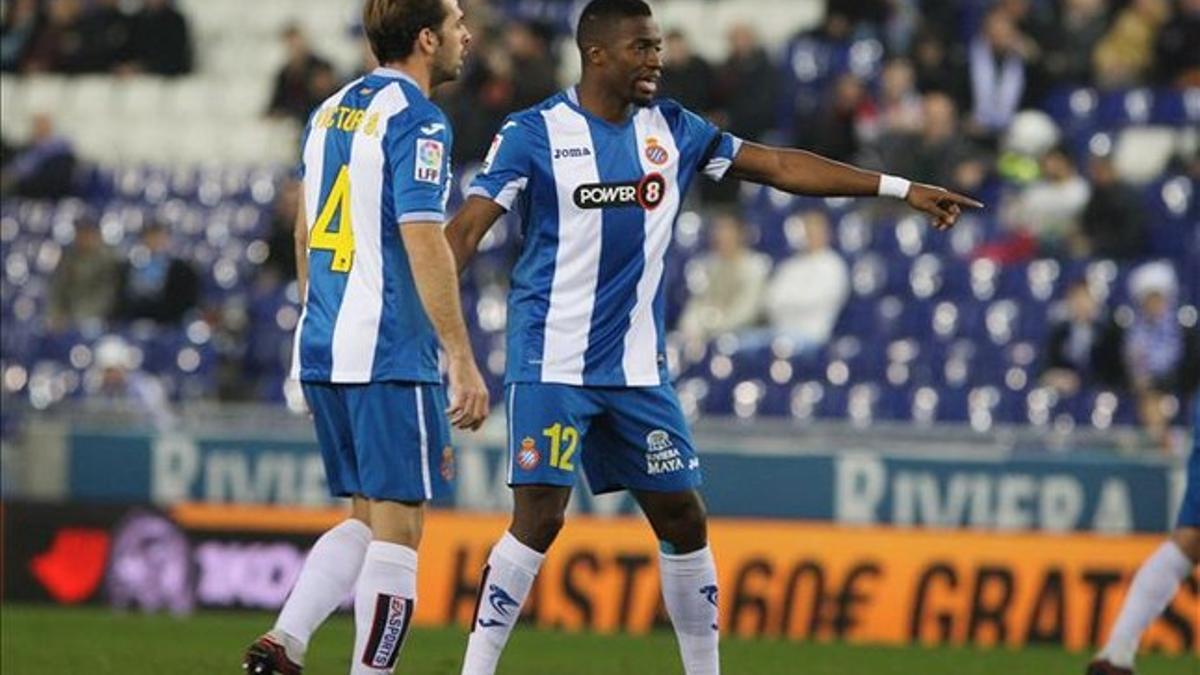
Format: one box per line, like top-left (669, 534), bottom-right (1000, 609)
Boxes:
top-left (352, 500), bottom-right (423, 674)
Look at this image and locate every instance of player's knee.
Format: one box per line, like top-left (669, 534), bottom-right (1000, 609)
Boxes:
top-left (1172, 527), bottom-right (1200, 562)
top-left (368, 499), bottom-right (424, 548)
top-left (654, 493), bottom-right (708, 550)
top-left (511, 508), bottom-right (565, 552)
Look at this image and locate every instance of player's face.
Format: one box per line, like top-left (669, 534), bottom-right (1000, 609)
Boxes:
top-left (605, 17), bottom-right (663, 106)
top-left (431, 0), bottom-right (471, 85)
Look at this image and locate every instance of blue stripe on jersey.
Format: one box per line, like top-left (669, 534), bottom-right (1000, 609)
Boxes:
top-left (371, 139), bottom-right (437, 379)
top-left (505, 111), bottom-right (557, 381)
top-left (300, 82), bottom-right (368, 380)
top-left (582, 116), bottom-right (645, 386)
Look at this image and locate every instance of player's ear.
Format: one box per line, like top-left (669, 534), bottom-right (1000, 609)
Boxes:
top-left (416, 26), bottom-right (441, 57)
top-left (585, 44), bottom-right (606, 67)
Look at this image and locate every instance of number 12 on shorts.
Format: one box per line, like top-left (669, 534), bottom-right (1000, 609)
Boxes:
top-left (542, 423), bottom-right (578, 471)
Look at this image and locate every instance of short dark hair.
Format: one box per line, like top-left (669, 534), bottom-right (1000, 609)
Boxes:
top-left (576, 0), bottom-right (652, 51)
top-left (363, 0), bottom-right (449, 64)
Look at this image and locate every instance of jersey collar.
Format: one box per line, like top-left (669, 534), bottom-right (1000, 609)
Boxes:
top-left (371, 67), bottom-right (421, 90)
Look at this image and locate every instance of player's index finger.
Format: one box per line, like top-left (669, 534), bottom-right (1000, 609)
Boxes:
top-left (945, 192), bottom-right (984, 209)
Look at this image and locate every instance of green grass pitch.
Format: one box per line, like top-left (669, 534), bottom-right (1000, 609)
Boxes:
top-left (1, 605), bottom-right (1194, 674)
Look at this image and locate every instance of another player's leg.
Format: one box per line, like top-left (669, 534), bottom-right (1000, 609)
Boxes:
top-left (637, 489), bottom-right (720, 675)
top-left (244, 498), bottom-right (372, 674)
top-left (245, 384), bottom-right (366, 674)
top-left (1088, 527), bottom-right (1200, 674)
top-left (1090, 402), bottom-right (1200, 674)
top-left (460, 485), bottom-right (568, 675)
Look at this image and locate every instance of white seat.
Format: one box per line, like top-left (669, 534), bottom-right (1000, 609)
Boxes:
top-left (22, 76), bottom-right (68, 114)
top-left (1114, 127), bottom-right (1179, 185)
top-left (110, 77), bottom-right (167, 119)
top-left (163, 78), bottom-right (210, 118)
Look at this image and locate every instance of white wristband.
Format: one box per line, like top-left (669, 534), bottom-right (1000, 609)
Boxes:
top-left (878, 174), bottom-right (911, 199)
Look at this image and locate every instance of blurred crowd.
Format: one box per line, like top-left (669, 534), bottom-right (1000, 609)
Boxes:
top-left (3, 0), bottom-right (1198, 443)
top-left (1, 0), bottom-right (193, 75)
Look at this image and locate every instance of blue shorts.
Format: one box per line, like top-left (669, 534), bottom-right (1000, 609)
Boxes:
top-left (1178, 400), bottom-right (1200, 528)
top-left (302, 381), bottom-right (453, 502)
top-left (504, 383), bottom-right (702, 495)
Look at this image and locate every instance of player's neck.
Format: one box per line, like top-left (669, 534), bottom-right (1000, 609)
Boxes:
top-left (576, 78), bottom-right (632, 124)
top-left (380, 60), bottom-right (432, 96)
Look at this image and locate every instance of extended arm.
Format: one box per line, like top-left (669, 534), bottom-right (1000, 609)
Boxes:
top-left (727, 141), bottom-right (983, 229)
top-left (444, 195), bottom-right (507, 274)
top-left (401, 222), bottom-right (489, 430)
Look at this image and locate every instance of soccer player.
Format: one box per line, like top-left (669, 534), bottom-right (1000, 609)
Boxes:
top-left (447, 2), bottom-right (981, 673)
top-left (1088, 398), bottom-right (1199, 675)
top-left (242, 1), bottom-right (482, 674)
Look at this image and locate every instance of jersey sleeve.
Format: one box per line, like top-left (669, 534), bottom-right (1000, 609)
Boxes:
top-left (676, 105), bottom-right (743, 182)
top-left (467, 115), bottom-right (532, 212)
top-left (386, 107), bottom-right (453, 225)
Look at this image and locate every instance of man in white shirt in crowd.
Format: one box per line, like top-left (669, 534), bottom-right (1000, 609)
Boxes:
top-left (676, 212), bottom-right (771, 346)
top-left (762, 210), bottom-right (849, 352)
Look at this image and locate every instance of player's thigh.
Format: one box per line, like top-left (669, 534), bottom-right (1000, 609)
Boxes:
top-left (302, 382), bottom-right (361, 498)
top-left (346, 381), bottom-right (452, 503)
top-left (505, 382), bottom-right (600, 488)
top-left (582, 385), bottom-right (702, 495)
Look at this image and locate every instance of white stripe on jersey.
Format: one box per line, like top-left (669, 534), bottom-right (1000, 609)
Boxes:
top-left (329, 82), bottom-right (411, 381)
top-left (290, 78), bottom-right (363, 380)
top-left (539, 103), bottom-right (602, 385)
top-left (623, 108), bottom-right (681, 385)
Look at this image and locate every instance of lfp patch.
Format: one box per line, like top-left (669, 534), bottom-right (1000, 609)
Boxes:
top-left (415, 139), bottom-right (443, 184)
top-left (516, 437), bottom-right (540, 470)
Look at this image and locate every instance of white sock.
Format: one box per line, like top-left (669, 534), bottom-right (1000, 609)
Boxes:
top-left (1099, 540), bottom-right (1194, 667)
top-left (352, 541), bottom-right (419, 674)
top-left (270, 518), bottom-right (371, 664)
top-left (661, 546), bottom-right (720, 675)
top-left (460, 532), bottom-right (545, 675)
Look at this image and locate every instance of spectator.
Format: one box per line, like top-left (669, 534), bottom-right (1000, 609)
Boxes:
top-left (123, 0), bottom-right (192, 76)
top-left (1074, 154), bottom-right (1147, 260)
top-left (78, 0), bottom-right (131, 72)
top-left (113, 223), bottom-right (199, 324)
top-left (762, 211), bottom-right (849, 350)
top-left (873, 92), bottom-right (988, 193)
top-left (967, 8), bottom-right (1032, 139)
top-left (1040, 279), bottom-right (1125, 395)
top-left (505, 21), bottom-right (558, 110)
top-left (0, 0), bottom-right (40, 72)
top-left (1155, 0), bottom-right (1200, 87)
top-left (798, 72), bottom-right (876, 163)
top-left (1123, 262), bottom-right (1200, 449)
top-left (676, 213), bottom-right (770, 345)
top-left (267, 24), bottom-right (334, 124)
top-left (1043, 0), bottom-right (1108, 87)
top-left (714, 23), bottom-right (776, 142)
top-left (1002, 145), bottom-right (1090, 255)
top-left (877, 58), bottom-right (923, 136)
top-left (661, 28), bottom-right (714, 114)
top-left (0, 113), bottom-right (76, 200)
top-left (264, 178), bottom-right (301, 283)
top-left (20, 0), bottom-right (88, 74)
top-left (911, 29), bottom-right (970, 111)
top-left (1094, 0), bottom-right (1170, 88)
top-left (47, 219), bottom-right (121, 331)
top-left (87, 335), bottom-right (176, 431)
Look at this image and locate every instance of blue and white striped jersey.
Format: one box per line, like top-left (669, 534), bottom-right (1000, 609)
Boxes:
top-left (469, 89), bottom-right (742, 387)
top-left (293, 68), bottom-right (454, 384)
